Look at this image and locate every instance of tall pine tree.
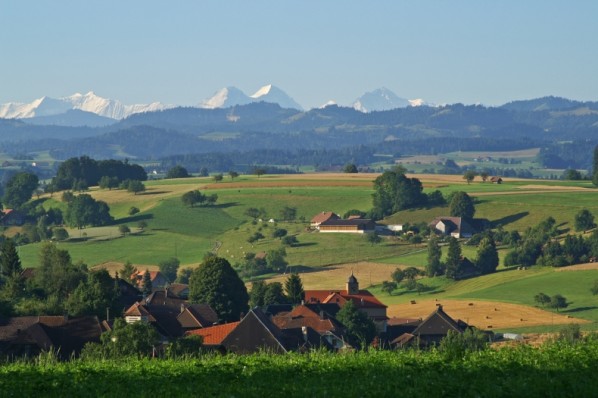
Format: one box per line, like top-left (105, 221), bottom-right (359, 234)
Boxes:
top-left (1, 239), bottom-right (22, 278)
top-left (445, 237), bottom-right (462, 280)
top-left (142, 269), bottom-right (153, 297)
top-left (426, 236), bottom-right (443, 277)
top-left (284, 273), bottom-right (304, 304)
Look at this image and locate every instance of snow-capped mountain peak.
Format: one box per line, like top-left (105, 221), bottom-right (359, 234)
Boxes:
top-left (0, 92), bottom-right (171, 120)
top-left (249, 84), bottom-right (303, 110)
top-left (200, 87), bottom-right (253, 109)
top-left (352, 87), bottom-right (412, 112)
top-left (201, 84), bottom-right (303, 110)
top-left (250, 84), bottom-right (273, 99)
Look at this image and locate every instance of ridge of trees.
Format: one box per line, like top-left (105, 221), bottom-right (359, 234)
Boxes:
top-left (51, 156), bottom-right (147, 191)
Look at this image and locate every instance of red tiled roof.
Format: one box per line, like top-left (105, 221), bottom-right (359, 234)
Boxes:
top-left (272, 306), bottom-right (341, 334)
top-left (304, 289), bottom-right (387, 309)
top-left (311, 212), bottom-right (340, 224)
top-left (186, 322), bottom-right (240, 345)
top-left (130, 270), bottom-right (162, 282)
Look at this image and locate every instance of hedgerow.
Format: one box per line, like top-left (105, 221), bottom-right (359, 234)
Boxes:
top-left (1, 342), bottom-right (597, 397)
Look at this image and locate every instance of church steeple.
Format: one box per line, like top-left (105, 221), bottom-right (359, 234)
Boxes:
top-left (346, 271), bottom-right (359, 295)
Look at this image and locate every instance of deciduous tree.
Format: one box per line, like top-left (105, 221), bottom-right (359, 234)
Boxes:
top-left (166, 165), bottom-right (190, 179)
top-left (159, 257), bottom-right (180, 283)
top-left (574, 209), bottom-right (596, 232)
top-left (3, 172), bottom-right (39, 209)
top-left (189, 256), bottom-right (249, 322)
top-left (336, 300), bottom-right (377, 349)
top-left (449, 191), bottom-right (475, 219)
top-left (475, 235), bottom-right (499, 274)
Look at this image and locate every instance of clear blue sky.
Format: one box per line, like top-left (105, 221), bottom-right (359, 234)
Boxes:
top-left (1, 1), bottom-right (597, 108)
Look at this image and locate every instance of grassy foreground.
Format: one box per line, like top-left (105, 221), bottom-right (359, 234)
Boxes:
top-left (2, 343), bottom-right (598, 397)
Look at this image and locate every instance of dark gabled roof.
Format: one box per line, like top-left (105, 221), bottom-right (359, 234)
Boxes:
top-left (167, 283), bottom-right (189, 299)
top-left (281, 326), bottom-right (334, 352)
top-left (178, 304), bottom-right (219, 328)
top-left (221, 308), bottom-right (288, 354)
top-left (0, 316), bottom-right (102, 359)
top-left (44, 316), bottom-right (102, 358)
top-left (144, 290), bottom-right (186, 310)
top-left (411, 305), bottom-right (467, 336)
top-left (429, 216), bottom-right (475, 236)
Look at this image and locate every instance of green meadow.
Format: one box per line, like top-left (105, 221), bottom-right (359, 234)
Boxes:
top-left (12, 173), bottom-right (598, 332)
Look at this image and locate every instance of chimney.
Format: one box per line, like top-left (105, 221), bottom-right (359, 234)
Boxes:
top-left (180, 303), bottom-right (185, 314)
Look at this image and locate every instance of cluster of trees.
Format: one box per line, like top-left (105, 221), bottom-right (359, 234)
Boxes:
top-left (238, 248), bottom-right (288, 278)
top-left (51, 156), bottom-right (147, 191)
top-left (0, 242), bottom-right (121, 318)
top-left (372, 167), bottom-right (427, 218)
top-left (249, 273), bottom-right (304, 307)
top-left (63, 192), bottom-right (113, 228)
top-left (381, 266), bottom-right (426, 296)
top-left (2, 172), bottom-right (39, 209)
top-left (370, 173), bottom-right (474, 224)
top-left (181, 190), bottom-right (218, 207)
top-left (166, 165), bottom-right (190, 179)
top-left (534, 293), bottom-right (568, 312)
top-left (426, 234), bottom-right (499, 280)
top-left (502, 214), bottom-right (598, 268)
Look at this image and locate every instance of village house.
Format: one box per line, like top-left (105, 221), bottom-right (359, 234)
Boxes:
top-left (429, 216), bottom-right (475, 239)
top-left (389, 305), bottom-right (472, 348)
top-left (310, 211), bottom-right (341, 229)
top-left (123, 290), bottom-right (218, 338)
top-left (318, 218), bottom-right (376, 234)
top-left (0, 315), bottom-right (103, 359)
top-left (130, 270), bottom-right (169, 290)
top-left (304, 273), bottom-right (388, 331)
top-left (187, 308), bottom-right (336, 354)
top-left (272, 304), bottom-right (349, 350)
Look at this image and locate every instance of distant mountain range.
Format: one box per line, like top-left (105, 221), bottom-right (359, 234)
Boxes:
top-left (0, 86), bottom-right (430, 127)
top-left (0, 91), bottom-right (170, 123)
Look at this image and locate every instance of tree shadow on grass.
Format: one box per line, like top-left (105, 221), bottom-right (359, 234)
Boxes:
top-left (292, 242), bottom-right (317, 248)
top-left (562, 306), bottom-right (598, 314)
top-left (115, 213), bottom-right (153, 224)
top-left (212, 202), bottom-right (239, 209)
top-left (491, 212), bottom-right (529, 228)
top-left (286, 265), bottom-right (337, 274)
top-left (136, 190), bottom-right (170, 196)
